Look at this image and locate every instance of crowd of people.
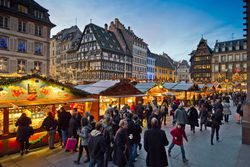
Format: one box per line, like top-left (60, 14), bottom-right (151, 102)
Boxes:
top-left (14, 91), bottom-right (246, 167)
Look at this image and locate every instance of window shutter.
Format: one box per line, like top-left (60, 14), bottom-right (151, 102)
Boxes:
top-left (29, 23), bottom-right (35, 35)
top-left (9, 38), bottom-right (14, 51)
top-left (14, 38), bottom-right (18, 51)
top-left (41, 63), bottom-right (46, 74)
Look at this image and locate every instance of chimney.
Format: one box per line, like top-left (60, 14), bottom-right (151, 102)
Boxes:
top-left (104, 23), bottom-right (108, 31)
top-left (128, 26), bottom-right (131, 31)
top-left (115, 18), bottom-right (119, 27)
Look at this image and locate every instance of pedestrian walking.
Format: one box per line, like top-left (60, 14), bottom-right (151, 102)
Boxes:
top-left (168, 123), bottom-right (189, 163)
top-left (74, 117), bottom-right (91, 164)
top-left (144, 118), bottom-right (169, 167)
top-left (15, 113), bottom-right (32, 155)
top-left (236, 101), bottom-right (243, 124)
top-left (103, 117), bottom-right (114, 167)
top-left (133, 115), bottom-right (142, 161)
top-left (41, 111), bottom-right (58, 149)
top-left (199, 104), bottom-right (208, 131)
top-left (68, 110), bottom-right (78, 151)
top-left (113, 119), bottom-right (128, 167)
top-left (127, 113), bottom-right (136, 167)
top-left (173, 102), bottom-right (188, 127)
top-left (88, 122), bottom-right (106, 167)
top-left (160, 102), bottom-right (168, 126)
top-left (135, 101), bottom-right (144, 126)
top-left (147, 108), bottom-right (161, 129)
top-left (222, 98), bottom-right (231, 123)
top-left (58, 107), bottom-right (71, 148)
top-left (210, 109), bottom-right (223, 145)
top-left (187, 105), bottom-right (199, 133)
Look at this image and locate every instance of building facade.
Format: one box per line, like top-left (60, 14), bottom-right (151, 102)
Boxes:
top-left (67, 23), bottom-right (131, 81)
top-left (189, 38), bottom-right (213, 82)
top-left (154, 53), bottom-right (175, 82)
top-left (0, 0), bottom-right (55, 76)
top-left (109, 18), bottom-right (147, 80)
top-left (146, 50), bottom-right (155, 81)
top-left (176, 60), bottom-right (190, 82)
top-left (212, 39), bottom-right (247, 82)
top-left (49, 25), bottom-right (82, 78)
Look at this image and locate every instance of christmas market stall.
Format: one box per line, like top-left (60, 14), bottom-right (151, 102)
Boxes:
top-left (0, 74), bottom-right (94, 156)
top-left (170, 82), bottom-right (201, 106)
top-left (75, 80), bottom-right (144, 119)
top-left (135, 82), bottom-right (175, 105)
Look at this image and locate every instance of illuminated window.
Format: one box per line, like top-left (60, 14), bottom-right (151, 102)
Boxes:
top-left (18, 39), bottom-right (26, 53)
top-left (17, 59), bottom-right (26, 73)
top-left (214, 65), bottom-right (219, 72)
top-left (235, 54), bottom-right (240, 61)
top-left (221, 64), bottom-right (226, 72)
top-left (221, 55), bottom-right (227, 62)
top-left (34, 61), bottom-right (42, 72)
top-left (0, 57), bottom-right (8, 72)
top-left (0, 36), bottom-right (8, 49)
top-left (18, 4), bottom-right (28, 14)
top-left (228, 55), bottom-right (233, 62)
top-left (35, 43), bottom-right (42, 55)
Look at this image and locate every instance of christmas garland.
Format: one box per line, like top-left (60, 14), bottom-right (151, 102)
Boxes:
top-left (29, 133), bottom-right (47, 145)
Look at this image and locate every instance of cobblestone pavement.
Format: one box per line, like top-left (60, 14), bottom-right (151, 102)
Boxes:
top-left (1, 103), bottom-right (250, 167)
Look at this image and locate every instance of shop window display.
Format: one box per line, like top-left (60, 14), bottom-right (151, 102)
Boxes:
top-left (8, 105), bottom-right (51, 133)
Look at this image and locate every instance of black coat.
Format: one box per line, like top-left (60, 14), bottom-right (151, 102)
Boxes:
top-left (42, 116), bottom-right (57, 131)
top-left (68, 116), bottom-right (78, 138)
top-left (113, 128), bottom-right (128, 166)
top-left (136, 103), bottom-right (145, 119)
top-left (211, 110), bottom-right (223, 127)
top-left (58, 111), bottom-right (71, 131)
top-left (144, 128), bottom-right (169, 167)
top-left (147, 114), bottom-right (161, 129)
top-left (127, 118), bottom-right (136, 145)
top-left (133, 122), bottom-right (142, 144)
top-left (88, 130), bottom-right (106, 161)
top-left (188, 107), bottom-right (199, 127)
top-left (15, 116), bottom-right (32, 141)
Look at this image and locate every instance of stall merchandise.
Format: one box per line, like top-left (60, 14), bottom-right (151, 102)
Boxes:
top-left (0, 74), bottom-right (93, 156)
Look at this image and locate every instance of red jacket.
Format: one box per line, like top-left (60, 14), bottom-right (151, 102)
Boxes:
top-left (170, 127), bottom-right (188, 146)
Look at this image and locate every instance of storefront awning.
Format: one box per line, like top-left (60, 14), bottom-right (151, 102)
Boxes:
top-left (0, 98), bottom-right (97, 108)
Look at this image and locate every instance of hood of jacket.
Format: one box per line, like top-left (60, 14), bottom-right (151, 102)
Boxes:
top-left (90, 129), bottom-right (101, 137)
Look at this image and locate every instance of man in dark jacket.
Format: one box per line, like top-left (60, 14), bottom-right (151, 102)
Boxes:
top-left (88, 122), bottom-right (106, 167)
top-left (135, 101), bottom-right (144, 126)
top-left (127, 113), bottom-right (136, 167)
top-left (58, 107), bottom-right (71, 148)
top-left (147, 108), bottom-right (161, 129)
top-left (211, 109), bottom-right (223, 145)
top-left (144, 118), bottom-right (169, 167)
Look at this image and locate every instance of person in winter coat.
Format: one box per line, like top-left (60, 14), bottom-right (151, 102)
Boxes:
top-left (174, 102), bottom-right (188, 127)
top-left (147, 108), bottom-right (161, 129)
top-left (127, 113), bottom-right (136, 167)
top-left (58, 107), bottom-right (71, 148)
top-left (144, 118), bottom-right (169, 167)
top-left (41, 112), bottom-right (58, 149)
top-left (236, 101), bottom-right (244, 124)
top-left (74, 117), bottom-right (92, 164)
top-left (199, 104), bottom-right (208, 131)
top-left (168, 123), bottom-right (189, 163)
top-left (222, 98), bottom-right (231, 123)
top-left (113, 119), bottom-right (128, 167)
top-left (68, 111), bottom-right (78, 151)
top-left (187, 105), bottom-right (199, 133)
top-left (103, 117), bottom-right (114, 167)
top-left (88, 122), bottom-right (106, 167)
top-left (160, 102), bottom-right (168, 126)
top-left (15, 113), bottom-right (32, 155)
top-left (133, 115), bottom-right (142, 161)
top-left (135, 101), bottom-right (144, 126)
top-left (211, 109), bottom-right (223, 145)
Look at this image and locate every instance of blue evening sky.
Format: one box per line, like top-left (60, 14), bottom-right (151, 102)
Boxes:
top-left (37, 0), bottom-right (244, 61)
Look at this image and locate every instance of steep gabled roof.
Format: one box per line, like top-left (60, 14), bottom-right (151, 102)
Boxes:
top-left (153, 53), bottom-right (175, 70)
top-left (86, 23), bottom-right (125, 54)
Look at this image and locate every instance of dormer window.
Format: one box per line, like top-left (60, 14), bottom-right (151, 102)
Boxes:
top-left (215, 47), bottom-right (219, 52)
top-left (34, 10), bottom-right (43, 19)
top-left (0, 0), bottom-right (10, 8)
top-left (18, 4), bottom-right (28, 14)
top-left (243, 43), bottom-right (247, 49)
